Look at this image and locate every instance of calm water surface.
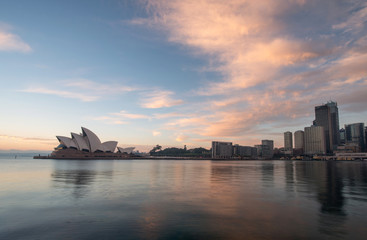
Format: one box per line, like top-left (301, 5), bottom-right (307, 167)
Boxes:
top-left (1, 158), bottom-right (367, 239)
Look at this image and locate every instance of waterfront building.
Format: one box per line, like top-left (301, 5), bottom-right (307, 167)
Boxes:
top-left (233, 145), bottom-right (257, 158)
top-left (56, 127), bottom-right (118, 153)
top-left (261, 140), bottom-right (274, 159)
top-left (345, 123), bottom-right (366, 152)
top-left (294, 130), bottom-right (304, 154)
top-left (49, 127), bottom-right (137, 159)
top-left (284, 131), bottom-right (293, 155)
top-left (304, 126), bottom-right (326, 155)
top-left (314, 101), bottom-right (340, 153)
top-left (255, 144), bottom-right (263, 157)
top-left (212, 141), bottom-right (233, 159)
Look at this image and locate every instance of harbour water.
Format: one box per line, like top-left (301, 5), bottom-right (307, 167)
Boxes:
top-left (1, 158), bottom-right (367, 239)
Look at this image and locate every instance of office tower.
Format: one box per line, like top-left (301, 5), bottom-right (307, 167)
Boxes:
top-left (284, 131), bottom-right (293, 155)
top-left (315, 101), bottom-right (340, 153)
top-left (304, 126), bottom-right (326, 155)
top-left (261, 140), bottom-right (274, 159)
top-left (339, 128), bottom-right (346, 144)
top-left (294, 130), bottom-right (304, 153)
top-left (345, 123), bottom-right (366, 152)
top-left (212, 141), bottom-right (233, 159)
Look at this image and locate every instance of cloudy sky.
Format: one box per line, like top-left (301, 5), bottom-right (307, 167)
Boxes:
top-left (0, 0), bottom-right (366, 151)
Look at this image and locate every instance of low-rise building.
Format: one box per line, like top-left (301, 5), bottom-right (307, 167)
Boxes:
top-left (212, 141), bottom-right (233, 159)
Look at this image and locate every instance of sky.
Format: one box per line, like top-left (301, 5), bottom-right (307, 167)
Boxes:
top-left (0, 0), bottom-right (366, 152)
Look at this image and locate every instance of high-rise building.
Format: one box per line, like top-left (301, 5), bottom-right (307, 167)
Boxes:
top-left (294, 130), bottom-right (304, 149)
top-left (339, 128), bottom-right (346, 144)
top-left (212, 141), bottom-right (233, 159)
top-left (345, 123), bottom-right (366, 152)
top-left (294, 130), bottom-right (304, 153)
top-left (304, 126), bottom-right (326, 155)
top-left (284, 131), bottom-right (293, 155)
top-left (315, 101), bottom-right (340, 153)
top-left (261, 140), bottom-right (274, 159)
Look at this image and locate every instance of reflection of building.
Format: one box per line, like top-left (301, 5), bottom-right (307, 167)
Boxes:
top-left (212, 141), bottom-right (233, 159)
top-left (284, 131), bottom-right (293, 155)
top-left (315, 101), bottom-right (340, 153)
top-left (261, 140), bottom-right (274, 159)
top-left (345, 123), bottom-right (366, 152)
top-left (304, 126), bottom-right (326, 155)
top-left (294, 130), bottom-right (304, 154)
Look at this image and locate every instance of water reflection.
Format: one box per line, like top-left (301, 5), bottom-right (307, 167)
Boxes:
top-left (261, 161), bottom-right (274, 187)
top-left (318, 162), bottom-right (345, 215)
top-left (2, 159), bottom-right (367, 239)
top-left (51, 160), bottom-right (114, 198)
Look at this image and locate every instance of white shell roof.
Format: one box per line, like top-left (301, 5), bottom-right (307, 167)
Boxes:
top-left (82, 127), bottom-right (103, 152)
top-left (102, 141), bottom-right (118, 152)
top-left (56, 136), bottom-right (78, 149)
top-left (71, 132), bottom-right (89, 151)
top-left (56, 127), bottom-right (119, 153)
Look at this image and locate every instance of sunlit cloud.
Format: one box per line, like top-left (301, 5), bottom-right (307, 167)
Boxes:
top-left (175, 133), bottom-right (189, 142)
top-left (0, 27), bottom-right (32, 53)
top-left (140, 90), bottom-right (183, 108)
top-left (152, 131), bottom-right (161, 136)
top-left (95, 110), bottom-right (150, 125)
top-left (130, 0), bottom-right (367, 146)
top-left (111, 110), bottom-right (151, 119)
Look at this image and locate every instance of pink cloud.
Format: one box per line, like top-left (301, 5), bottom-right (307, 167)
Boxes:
top-left (140, 90), bottom-right (183, 108)
top-left (131, 0), bottom-right (367, 146)
top-left (0, 29), bottom-right (32, 53)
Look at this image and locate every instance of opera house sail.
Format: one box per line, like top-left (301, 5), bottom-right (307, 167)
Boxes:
top-left (41, 127), bottom-right (137, 159)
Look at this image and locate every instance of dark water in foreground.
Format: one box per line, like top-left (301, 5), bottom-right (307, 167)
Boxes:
top-left (1, 159), bottom-right (367, 240)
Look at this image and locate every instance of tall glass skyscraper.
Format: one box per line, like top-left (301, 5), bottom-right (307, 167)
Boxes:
top-left (315, 101), bottom-right (340, 154)
top-left (345, 123), bottom-right (366, 152)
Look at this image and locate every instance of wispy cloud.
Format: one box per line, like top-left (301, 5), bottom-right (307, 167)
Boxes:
top-left (21, 79), bottom-right (137, 102)
top-left (140, 90), bottom-right (183, 108)
top-left (0, 24), bottom-right (32, 52)
top-left (0, 134), bottom-right (54, 142)
top-left (111, 110), bottom-right (151, 119)
top-left (21, 87), bottom-right (99, 102)
top-left (0, 134), bottom-right (56, 151)
top-left (95, 110), bottom-right (185, 126)
top-left (332, 2), bottom-right (367, 33)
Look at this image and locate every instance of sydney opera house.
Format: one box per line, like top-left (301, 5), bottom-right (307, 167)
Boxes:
top-left (47, 127), bottom-right (136, 159)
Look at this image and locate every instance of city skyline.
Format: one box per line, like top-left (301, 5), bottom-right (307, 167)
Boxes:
top-left (1, 0), bottom-right (367, 151)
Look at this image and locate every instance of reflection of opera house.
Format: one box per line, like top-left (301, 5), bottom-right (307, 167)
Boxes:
top-left (49, 127), bottom-right (137, 159)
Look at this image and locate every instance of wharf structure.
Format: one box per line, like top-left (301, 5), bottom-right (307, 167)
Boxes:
top-left (34, 127), bottom-right (137, 159)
